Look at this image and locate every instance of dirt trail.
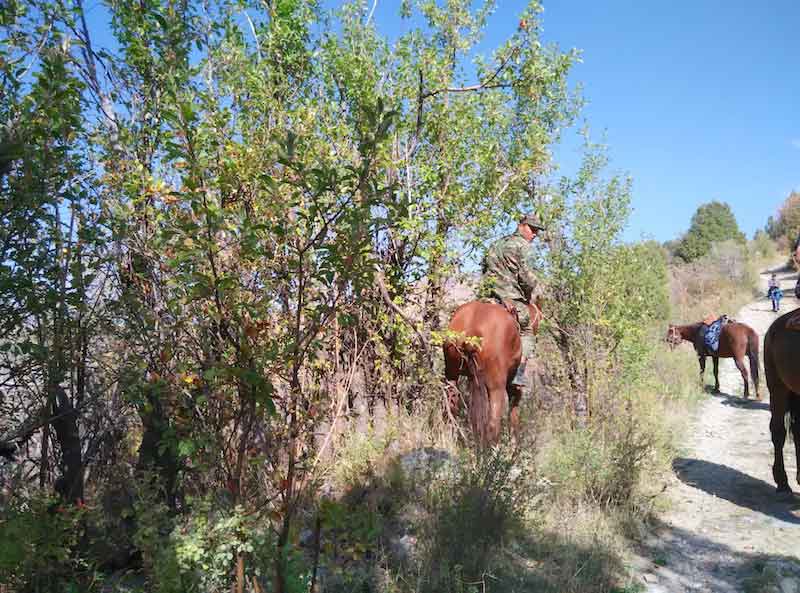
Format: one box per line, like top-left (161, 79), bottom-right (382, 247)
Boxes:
top-left (633, 266), bottom-right (800, 593)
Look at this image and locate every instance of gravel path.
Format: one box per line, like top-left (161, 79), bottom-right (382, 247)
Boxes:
top-left (633, 265), bottom-right (800, 593)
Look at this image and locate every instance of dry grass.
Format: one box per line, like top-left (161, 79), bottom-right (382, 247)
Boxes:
top-left (669, 240), bottom-right (770, 322)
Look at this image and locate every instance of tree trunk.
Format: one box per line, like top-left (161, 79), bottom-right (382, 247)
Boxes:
top-left (51, 384), bottom-right (84, 503)
top-left (136, 390), bottom-right (178, 508)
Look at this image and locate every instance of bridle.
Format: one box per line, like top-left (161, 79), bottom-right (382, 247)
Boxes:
top-left (666, 326), bottom-right (682, 350)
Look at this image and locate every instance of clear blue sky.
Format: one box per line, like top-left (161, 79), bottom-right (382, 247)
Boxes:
top-left (364, 0), bottom-right (800, 242)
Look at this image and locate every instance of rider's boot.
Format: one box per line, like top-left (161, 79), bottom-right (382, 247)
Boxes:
top-left (511, 335), bottom-right (536, 388)
top-left (511, 359), bottom-right (529, 388)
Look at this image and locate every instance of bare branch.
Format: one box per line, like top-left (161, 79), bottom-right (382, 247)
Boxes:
top-left (243, 11), bottom-right (262, 63)
top-left (422, 45), bottom-right (518, 100)
top-left (375, 268), bottom-right (431, 356)
top-left (365, 0), bottom-right (378, 26)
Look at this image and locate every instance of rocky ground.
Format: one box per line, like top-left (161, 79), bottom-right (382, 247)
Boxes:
top-left (633, 265), bottom-right (800, 593)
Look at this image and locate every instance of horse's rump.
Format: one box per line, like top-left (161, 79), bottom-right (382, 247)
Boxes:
top-left (443, 300), bottom-right (529, 444)
top-left (765, 310), bottom-right (800, 393)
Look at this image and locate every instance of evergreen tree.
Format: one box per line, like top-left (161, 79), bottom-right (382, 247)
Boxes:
top-left (675, 201), bottom-right (745, 262)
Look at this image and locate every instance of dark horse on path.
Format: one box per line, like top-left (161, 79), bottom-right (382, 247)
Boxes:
top-left (443, 300), bottom-right (542, 444)
top-left (764, 308), bottom-right (800, 493)
top-left (665, 321), bottom-right (761, 399)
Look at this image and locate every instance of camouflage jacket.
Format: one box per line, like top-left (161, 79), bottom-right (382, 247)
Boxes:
top-left (480, 230), bottom-right (541, 302)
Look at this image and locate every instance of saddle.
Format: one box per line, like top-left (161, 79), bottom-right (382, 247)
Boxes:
top-left (702, 313), bottom-right (732, 326)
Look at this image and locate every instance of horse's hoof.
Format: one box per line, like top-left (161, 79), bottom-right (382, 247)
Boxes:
top-left (776, 484), bottom-right (793, 496)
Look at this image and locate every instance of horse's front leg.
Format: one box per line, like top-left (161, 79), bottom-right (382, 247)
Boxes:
top-left (791, 397), bottom-right (800, 487)
top-left (698, 354), bottom-right (707, 388)
top-left (712, 356), bottom-right (721, 393)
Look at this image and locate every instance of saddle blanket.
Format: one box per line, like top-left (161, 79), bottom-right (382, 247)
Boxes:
top-left (704, 318), bottom-right (724, 352)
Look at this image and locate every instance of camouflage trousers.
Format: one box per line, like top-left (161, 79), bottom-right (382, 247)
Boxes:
top-left (494, 297), bottom-right (536, 359)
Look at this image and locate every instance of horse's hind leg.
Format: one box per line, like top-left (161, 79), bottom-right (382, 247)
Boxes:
top-left (508, 384), bottom-right (523, 436)
top-left (765, 347), bottom-right (791, 492)
top-left (485, 371), bottom-right (509, 443)
top-left (770, 391), bottom-right (791, 493)
top-left (487, 388), bottom-right (508, 444)
top-left (733, 356), bottom-right (750, 398)
top-left (790, 395), bottom-right (800, 487)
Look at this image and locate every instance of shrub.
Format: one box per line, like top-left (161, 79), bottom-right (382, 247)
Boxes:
top-left (417, 444), bottom-right (532, 592)
top-left (542, 420), bottom-right (652, 510)
top-left (0, 495), bottom-right (87, 591)
top-left (751, 230), bottom-right (777, 260)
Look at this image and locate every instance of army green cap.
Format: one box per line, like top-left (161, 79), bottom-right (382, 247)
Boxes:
top-left (519, 212), bottom-right (546, 230)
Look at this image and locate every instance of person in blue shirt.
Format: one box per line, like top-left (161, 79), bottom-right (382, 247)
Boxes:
top-left (768, 273), bottom-right (782, 312)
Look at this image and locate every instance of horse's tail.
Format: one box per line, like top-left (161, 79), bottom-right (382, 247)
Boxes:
top-left (465, 351), bottom-right (489, 445)
top-left (747, 329), bottom-right (760, 397)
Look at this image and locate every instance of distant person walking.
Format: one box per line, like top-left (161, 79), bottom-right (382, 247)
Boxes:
top-left (767, 273), bottom-right (782, 312)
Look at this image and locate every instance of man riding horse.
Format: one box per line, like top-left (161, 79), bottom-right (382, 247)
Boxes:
top-left (479, 213), bottom-right (545, 390)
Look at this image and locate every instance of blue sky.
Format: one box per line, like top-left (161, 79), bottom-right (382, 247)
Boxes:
top-left (539, 0), bottom-right (800, 242)
top-left (363, 0), bottom-right (800, 242)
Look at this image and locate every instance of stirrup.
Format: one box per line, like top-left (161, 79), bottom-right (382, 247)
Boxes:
top-left (511, 361), bottom-right (529, 388)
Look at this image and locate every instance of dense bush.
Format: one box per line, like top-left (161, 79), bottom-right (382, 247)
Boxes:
top-left (0, 494), bottom-right (87, 591)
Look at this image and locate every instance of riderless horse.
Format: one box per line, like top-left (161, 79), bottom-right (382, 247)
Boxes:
top-left (665, 320), bottom-right (760, 399)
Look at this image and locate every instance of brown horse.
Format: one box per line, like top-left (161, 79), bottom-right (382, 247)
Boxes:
top-left (665, 321), bottom-right (760, 399)
top-left (763, 308), bottom-right (800, 493)
top-left (443, 300), bottom-right (542, 444)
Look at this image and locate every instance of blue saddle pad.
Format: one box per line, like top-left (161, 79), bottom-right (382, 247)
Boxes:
top-left (704, 319), bottom-right (723, 352)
